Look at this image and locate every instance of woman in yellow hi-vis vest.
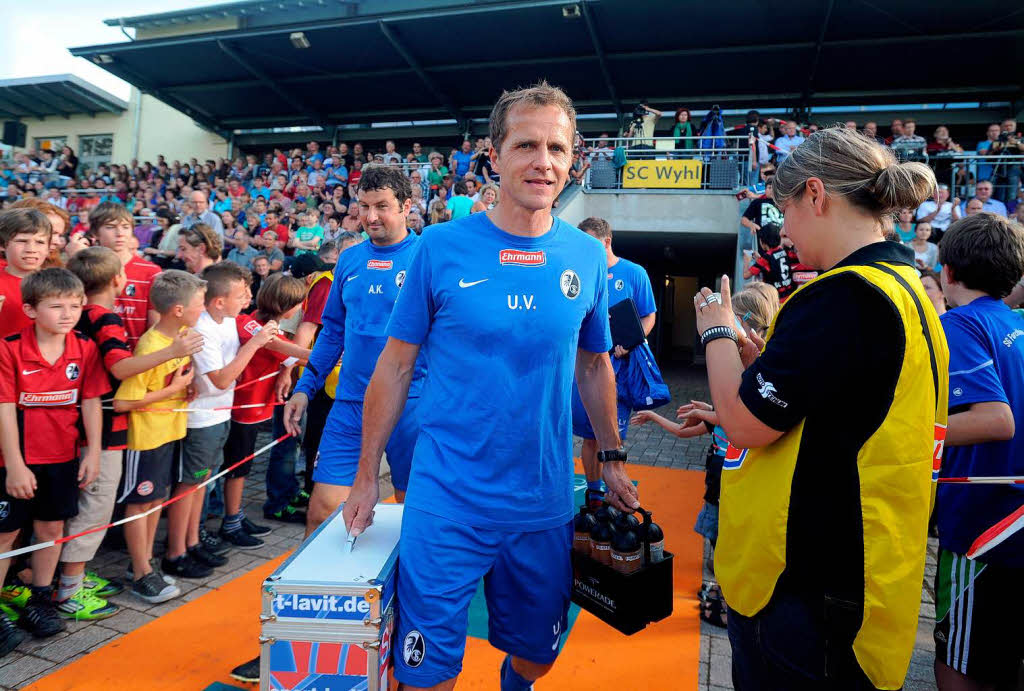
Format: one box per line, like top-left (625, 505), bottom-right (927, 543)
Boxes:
top-left (693, 126), bottom-right (949, 690)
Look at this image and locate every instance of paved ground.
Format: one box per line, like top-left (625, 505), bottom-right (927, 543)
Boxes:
top-left (1, 366), bottom-right (939, 690)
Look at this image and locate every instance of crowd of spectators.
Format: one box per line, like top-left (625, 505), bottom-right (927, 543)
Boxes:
top-left (0, 138), bottom-right (507, 272)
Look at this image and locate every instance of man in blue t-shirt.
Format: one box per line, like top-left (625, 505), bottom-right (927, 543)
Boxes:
top-left (343, 83), bottom-right (639, 691)
top-left (571, 216), bottom-right (656, 501)
top-left (934, 214), bottom-right (1024, 689)
top-left (283, 166), bottom-right (427, 536)
top-left (450, 139), bottom-right (474, 177)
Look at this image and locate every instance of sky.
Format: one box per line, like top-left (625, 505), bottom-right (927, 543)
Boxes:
top-left (0, 1), bottom-right (238, 100)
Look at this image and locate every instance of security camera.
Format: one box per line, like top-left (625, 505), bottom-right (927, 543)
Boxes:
top-left (562, 4), bottom-right (581, 18)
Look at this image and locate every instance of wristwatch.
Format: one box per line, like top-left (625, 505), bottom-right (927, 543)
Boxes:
top-left (597, 448), bottom-right (627, 463)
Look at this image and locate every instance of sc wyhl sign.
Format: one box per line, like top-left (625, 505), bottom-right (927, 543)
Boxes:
top-left (622, 160), bottom-right (702, 189)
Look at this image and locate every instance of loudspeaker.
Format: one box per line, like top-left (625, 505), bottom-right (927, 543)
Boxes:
top-left (3, 121), bottom-right (27, 148)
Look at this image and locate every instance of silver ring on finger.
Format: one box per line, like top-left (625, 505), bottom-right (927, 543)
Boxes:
top-left (705, 293), bottom-right (722, 306)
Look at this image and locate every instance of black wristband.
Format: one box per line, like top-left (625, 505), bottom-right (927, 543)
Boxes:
top-left (700, 325), bottom-right (738, 347)
top-left (597, 448), bottom-right (627, 463)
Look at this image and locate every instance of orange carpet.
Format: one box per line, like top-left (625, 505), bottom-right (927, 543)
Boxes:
top-left (26, 464), bottom-right (704, 690)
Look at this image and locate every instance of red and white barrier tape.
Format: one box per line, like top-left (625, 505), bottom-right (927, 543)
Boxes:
top-left (102, 401), bottom-right (286, 414)
top-left (0, 433), bottom-right (293, 561)
top-left (967, 505), bottom-right (1024, 560)
top-left (937, 476), bottom-right (1024, 485)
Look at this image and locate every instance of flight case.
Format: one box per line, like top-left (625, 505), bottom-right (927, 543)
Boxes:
top-left (260, 504), bottom-right (403, 691)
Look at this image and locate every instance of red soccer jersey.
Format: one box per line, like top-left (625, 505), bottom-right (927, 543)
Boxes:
top-left (117, 255), bottom-right (161, 348)
top-left (0, 327), bottom-right (110, 465)
top-left (0, 269), bottom-right (32, 340)
top-left (232, 314), bottom-right (291, 424)
top-left (78, 304), bottom-right (133, 450)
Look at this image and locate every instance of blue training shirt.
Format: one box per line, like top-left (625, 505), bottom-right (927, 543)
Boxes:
top-left (607, 257), bottom-right (656, 317)
top-left (386, 213), bottom-right (612, 531)
top-left (294, 231), bottom-right (427, 402)
top-left (937, 297), bottom-right (1024, 567)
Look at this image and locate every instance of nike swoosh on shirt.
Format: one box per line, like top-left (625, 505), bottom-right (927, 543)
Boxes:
top-left (22, 369), bottom-right (41, 375)
top-left (459, 278), bottom-right (489, 288)
top-left (346, 275), bottom-right (359, 282)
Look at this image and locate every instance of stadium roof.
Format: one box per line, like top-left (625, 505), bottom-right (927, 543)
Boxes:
top-left (71, 0), bottom-right (1023, 137)
top-left (0, 75), bottom-right (128, 120)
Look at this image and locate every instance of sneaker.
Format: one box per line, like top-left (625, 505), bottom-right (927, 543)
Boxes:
top-left (82, 572), bottom-right (125, 598)
top-left (241, 516), bottom-right (271, 537)
top-left (264, 505), bottom-right (307, 524)
top-left (57, 590), bottom-right (119, 621)
top-left (131, 571), bottom-right (181, 604)
top-left (289, 490), bottom-right (310, 508)
top-left (0, 584), bottom-right (30, 610)
top-left (219, 528), bottom-right (264, 550)
top-left (0, 613), bottom-right (26, 657)
top-left (21, 589), bottom-right (66, 638)
top-left (230, 656), bottom-right (261, 684)
top-left (125, 558), bottom-right (176, 587)
top-left (188, 543), bottom-right (229, 568)
top-left (199, 528), bottom-right (230, 556)
top-left (161, 553), bottom-right (213, 579)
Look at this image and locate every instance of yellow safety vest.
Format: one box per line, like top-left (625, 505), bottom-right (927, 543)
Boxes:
top-left (299, 270), bottom-right (340, 399)
top-left (716, 261), bottom-right (949, 689)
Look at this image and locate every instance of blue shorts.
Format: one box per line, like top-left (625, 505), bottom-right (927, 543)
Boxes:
top-left (570, 383), bottom-right (630, 441)
top-left (393, 507), bottom-right (572, 687)
top-left (311, 397), bottom-right (419, 491)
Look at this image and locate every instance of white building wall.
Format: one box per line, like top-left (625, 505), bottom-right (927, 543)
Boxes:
top-left (19, 87), bottom-right (228, 169)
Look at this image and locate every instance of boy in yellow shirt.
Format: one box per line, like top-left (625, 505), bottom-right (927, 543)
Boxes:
top-left (113, 270), bottom-right (206, 604)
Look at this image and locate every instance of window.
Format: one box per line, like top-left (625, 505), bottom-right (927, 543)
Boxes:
top-left (34, 137), bottom-right (67, 153)
top-left (79, 134), bottom-right (113, 159)
top-left (78, 134), bottom-right (114, 175)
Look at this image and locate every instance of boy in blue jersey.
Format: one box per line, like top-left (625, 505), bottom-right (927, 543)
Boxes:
top-left (934, 213), bottom-right (1024, 690)
top-left (283, 166), bottom-right (426, 536)
top-left (571, 216), bottom-right (656, 502)
top-left (342, 83), bottom-right (639, 691)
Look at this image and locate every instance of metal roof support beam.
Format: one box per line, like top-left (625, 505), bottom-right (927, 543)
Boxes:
top-left (26, 85), bottom-right (74, 120)
top-left (378, 20), bottom-right (465, 129)
top-left (800, 0), bottom-right (836, 113)
top-left (580, 2), bottom-right (622, 119)
top-left (216, 40), bottom-right (334, 132)
top-left (0, 90), bottom-right (46, 119)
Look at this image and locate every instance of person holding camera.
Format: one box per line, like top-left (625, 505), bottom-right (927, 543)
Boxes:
top-left (625, 101), bottom-right (662, 158)
top-left (988, 118), bottom-right (1023, 204)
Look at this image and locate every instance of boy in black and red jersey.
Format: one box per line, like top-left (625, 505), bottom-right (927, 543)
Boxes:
top-left (55, 248), bottom-right (203, 620)
top-left (0, 269), bottom-right (108, 655)
top-left (85, 203), bottom-right (161, 349)
top-left (218, 273), bottom-right (309, 549)
top-left (743, 223), bottom-right (796, 301)
top-left (780, 226), bottom-right (820, 291)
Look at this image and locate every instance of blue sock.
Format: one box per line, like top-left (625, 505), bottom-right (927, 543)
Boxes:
top-left (223, 512), bottom-right (243, 534)
top-left (587, 480), bottom-right (604, 493)
top-left (500, 655), bottom-right (534, 691)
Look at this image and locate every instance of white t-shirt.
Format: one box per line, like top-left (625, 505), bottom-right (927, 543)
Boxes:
top-left (915, 200), bottom-right (954, 231)
top-left (188, 310), bottom-right (240, 429)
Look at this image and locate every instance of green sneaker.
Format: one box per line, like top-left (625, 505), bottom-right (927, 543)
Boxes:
top-left (264, 504), bottom-right (307, 524)
top-left (0, 602), bottom-right (20, 623)
top-left (289, 490), bottom-right (311, 508)
top-left (57, 590), bottom-right (119, 621)
top-left (82, 572), bottom-right (125, 598)
top-left (0, 584), bottom-right (30, 610)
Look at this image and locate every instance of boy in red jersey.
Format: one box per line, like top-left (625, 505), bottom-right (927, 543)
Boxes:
top-left (57, 248), bottom-right (203, 619)
top-left (0, 209), bottom-right (52, 339)
top-left (0, 269), bottom-right (107, 655)
top-left (218, 273), bottom-right (310, 548)
top-left (87, 203), bottom-right (160, 348)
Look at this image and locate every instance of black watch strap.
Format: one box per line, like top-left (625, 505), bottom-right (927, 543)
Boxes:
top-left (597, 448), bottom-right (627, 463)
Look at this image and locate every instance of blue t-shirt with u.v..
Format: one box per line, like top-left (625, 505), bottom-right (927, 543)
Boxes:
top-left (938, 297), bottom-right (1024, 567)
top-left (387, 213), bottom-right (612, 531)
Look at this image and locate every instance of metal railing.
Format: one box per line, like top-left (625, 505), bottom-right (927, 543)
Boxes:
top-left (936, 153), bottom-right (1024, 202)
top-left (580, 135), bottom-right (753, 192)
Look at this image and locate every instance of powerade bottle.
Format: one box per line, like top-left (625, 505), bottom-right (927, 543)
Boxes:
top-left (589, 520), bottom-right (613, 566)
top-left (640, 517), bottom-right (665, 564)
top-left (610, 528), bottom-right (643, 574)
top-left (613, 512), bottom-right (640, 536)
top-left (573, 506), bottom-right (597, 556)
